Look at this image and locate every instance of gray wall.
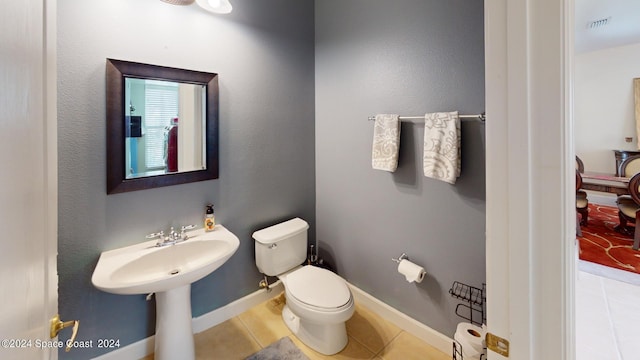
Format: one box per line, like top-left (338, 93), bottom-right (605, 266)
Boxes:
top-left (315, 0), bottom-right (486, 337)
top-left (58, 0), bottom-right (485, 357)
top-left (57, 0), bottom-right (315, 358)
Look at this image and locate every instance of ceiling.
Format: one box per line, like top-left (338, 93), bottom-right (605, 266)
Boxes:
top-left (575, 0), bottom-right (640, 53)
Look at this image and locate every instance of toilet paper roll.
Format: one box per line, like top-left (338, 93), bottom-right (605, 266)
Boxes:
top-left (454, 322), bottom-right (485, 360)
top-left (397, 259), bottom-right (426, 283)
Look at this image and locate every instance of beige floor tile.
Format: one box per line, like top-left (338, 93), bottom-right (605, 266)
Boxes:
top-left (289, 334), bottom-right (376, 360)
top-left (140, 296), bottom-right (449, 360)
top-left (346, 304), bottom-right (402, 354)
top-left (378, 331), bottom-right (452, 360)
top-left (193, 317), bottom-right (262, 360)
top-left (238, 292), bottom-right (292, 347)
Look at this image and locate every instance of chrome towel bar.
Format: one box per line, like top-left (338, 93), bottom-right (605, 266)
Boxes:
top-left (368, 113), bottom-right (485, 123)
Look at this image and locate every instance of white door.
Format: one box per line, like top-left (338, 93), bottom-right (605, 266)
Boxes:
top-left (485, 0), bottom-right (575, 359)
top-left (0, 0), bottom-right (58, 359)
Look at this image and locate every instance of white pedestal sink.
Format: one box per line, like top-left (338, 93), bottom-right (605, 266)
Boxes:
top-left (91, 225), bottom-right (239, 360)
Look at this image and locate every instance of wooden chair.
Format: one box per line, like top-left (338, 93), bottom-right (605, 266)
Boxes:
top-left (576, 170), bottom-right (588, 230)
top-left (576, 156), bottom-right (585, 174)
top-left (575, 156), bottom-right (588, 228)
top-left (618, 154), bottom-right (640, 177)
top-left (616, 172), bottom-right (640, 250)
top-left (616, 155), bottom-right (640, 204)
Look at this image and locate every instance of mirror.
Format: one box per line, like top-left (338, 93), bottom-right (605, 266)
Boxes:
top-left (106, 59), bottom-right (218, 194)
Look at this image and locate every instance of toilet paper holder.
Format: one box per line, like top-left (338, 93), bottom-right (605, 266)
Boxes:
top-left (391, 253), bottom-right (409, 263)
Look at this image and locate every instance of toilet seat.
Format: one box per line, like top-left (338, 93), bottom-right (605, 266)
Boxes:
top-left (285, 266), bottom-right (352, 311)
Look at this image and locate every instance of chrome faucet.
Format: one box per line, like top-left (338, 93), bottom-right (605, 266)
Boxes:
top-left (146, 225), bottom-right (196, 247)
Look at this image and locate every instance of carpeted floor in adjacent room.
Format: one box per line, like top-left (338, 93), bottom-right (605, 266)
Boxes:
top-left (578, 203), bottom-right (640, 275)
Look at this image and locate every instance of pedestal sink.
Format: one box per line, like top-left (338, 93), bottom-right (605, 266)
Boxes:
top-left (91, 225), bottom-right (239, 360)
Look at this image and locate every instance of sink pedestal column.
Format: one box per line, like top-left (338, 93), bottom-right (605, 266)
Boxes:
top-left (154, 284), bottom-right (195, 360)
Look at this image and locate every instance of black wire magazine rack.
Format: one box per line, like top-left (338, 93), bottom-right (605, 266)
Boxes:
top-left (449, 281), bottom-right (485, 326)
top-left (450, 281), bottom-right (486, 360)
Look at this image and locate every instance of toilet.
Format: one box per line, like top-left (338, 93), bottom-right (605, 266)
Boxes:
top-left (253, 218), bottom-right (355, 355)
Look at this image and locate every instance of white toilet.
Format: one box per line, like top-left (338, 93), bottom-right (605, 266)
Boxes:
top-left (253, 217), bottom-right (355, 355)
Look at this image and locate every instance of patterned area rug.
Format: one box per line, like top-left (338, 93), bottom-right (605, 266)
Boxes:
top-left (245, 337), bottom-right (309, 360)
top-left (578, 204), bottom-right (640, 274)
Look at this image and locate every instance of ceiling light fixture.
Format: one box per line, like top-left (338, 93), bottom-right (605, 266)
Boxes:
top-left (160, 0), bottom-right (195, 5)
top-left (160, 0), bottom-right (232, 14)
top-left (195, 0), bottom-right (233, 14)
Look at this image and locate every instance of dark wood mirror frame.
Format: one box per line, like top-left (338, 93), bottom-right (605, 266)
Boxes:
top-left (106, 59), bottom-right (219, 194)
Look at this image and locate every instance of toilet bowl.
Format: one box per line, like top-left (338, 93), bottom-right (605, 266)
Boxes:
top-left (280, 265), bottom-right (355, 354)
top-left (253, 218), bottom-right (355, 355)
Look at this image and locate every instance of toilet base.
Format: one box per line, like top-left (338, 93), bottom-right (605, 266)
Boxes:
top-left (282, 305), bottom-right (348, 355)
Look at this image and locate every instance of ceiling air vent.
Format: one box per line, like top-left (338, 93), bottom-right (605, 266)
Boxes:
top-left (587, 17), bottom-right (611, 29)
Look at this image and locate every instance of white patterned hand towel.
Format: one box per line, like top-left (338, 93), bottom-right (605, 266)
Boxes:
top-left (372, 114), bottom-right (401, 172)
top-left (423, 111), bottom-right (461, 184)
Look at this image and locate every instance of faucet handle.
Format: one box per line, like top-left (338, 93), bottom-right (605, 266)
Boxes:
top-left (146, 230), bottom-right (164, 240)
top-left (181, 224), bottom-right (196, 232)
top-left (180, 224), bottom-right (196, 240)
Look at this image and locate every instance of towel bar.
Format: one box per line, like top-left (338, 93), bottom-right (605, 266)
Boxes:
top-left (368, 113), bottom-right (486, 123)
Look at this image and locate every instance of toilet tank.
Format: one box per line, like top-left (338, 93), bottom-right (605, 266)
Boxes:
top-left (253, 218), bottom-right (309, 276)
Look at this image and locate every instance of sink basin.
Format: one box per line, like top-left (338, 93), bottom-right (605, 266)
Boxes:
top-left (91, 225), bottom-right (239, 360)
top-left (92, 225), bottom-right (239, 295)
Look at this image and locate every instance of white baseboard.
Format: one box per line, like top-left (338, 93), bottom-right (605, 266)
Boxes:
top-left (92, 282), bottom-right (284, 360)
top-left (192, 281), bottom-right (284, 333)
top-left (347, 283), bottom-right (453, 355)
top-left (93, 281), bottom-right (451, 359)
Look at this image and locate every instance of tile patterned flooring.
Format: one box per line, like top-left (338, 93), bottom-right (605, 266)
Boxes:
top-left (576, 270), bottom-right (640, 360)
top-left (142, 292), bottom-right (451, 359)
top-left (139, 268), bottom-right (640, 360)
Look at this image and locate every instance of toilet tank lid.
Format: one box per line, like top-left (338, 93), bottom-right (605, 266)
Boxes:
top-left (253, 218), bottom-right (309, 244)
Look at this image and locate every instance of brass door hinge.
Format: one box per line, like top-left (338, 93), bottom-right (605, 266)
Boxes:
top-left (486, 332), bottom-right (509, 357)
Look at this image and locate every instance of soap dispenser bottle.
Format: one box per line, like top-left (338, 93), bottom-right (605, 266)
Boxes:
top-left (204, 204), bottom-right (215, 231)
